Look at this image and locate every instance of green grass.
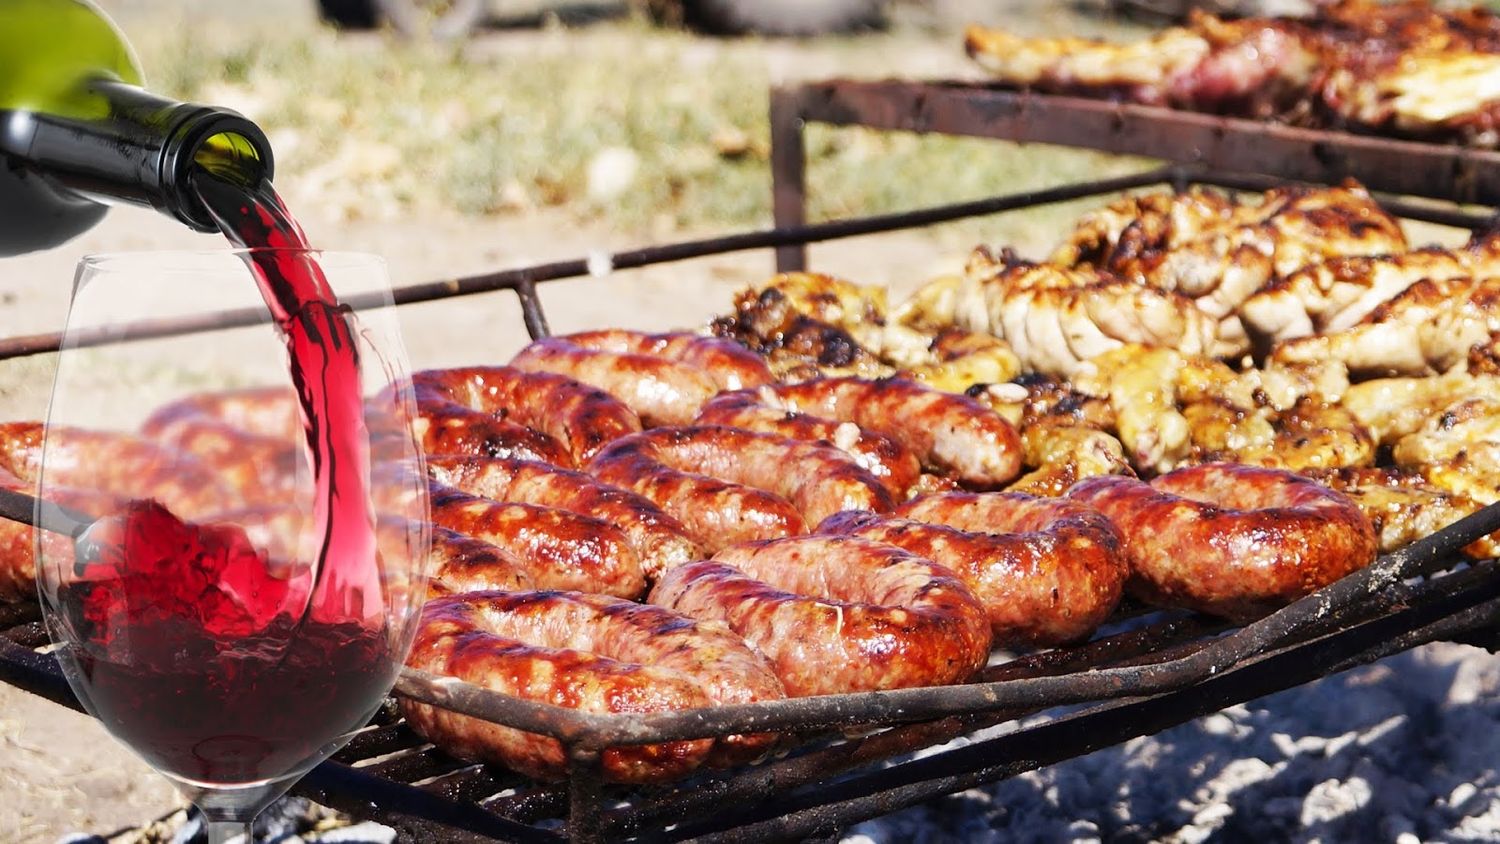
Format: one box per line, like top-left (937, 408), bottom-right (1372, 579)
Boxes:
top-left (130, 18), bottom-right (1139, 239)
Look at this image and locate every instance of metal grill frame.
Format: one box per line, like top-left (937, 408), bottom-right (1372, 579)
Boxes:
top-left (2, 81), bottom-right (1500, 842)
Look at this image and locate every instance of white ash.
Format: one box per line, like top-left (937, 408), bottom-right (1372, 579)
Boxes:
top-left (844, 642), bottom-right (1500, 842)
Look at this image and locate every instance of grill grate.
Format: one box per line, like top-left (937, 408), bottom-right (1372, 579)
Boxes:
top-left (2, 82), bottom-right (1500, 842)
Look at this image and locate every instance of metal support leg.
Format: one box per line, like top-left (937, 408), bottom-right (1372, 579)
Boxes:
top-left (566, 747), bottom-right (604, 843)
top-left (770, 87), bottom-right (809, 273)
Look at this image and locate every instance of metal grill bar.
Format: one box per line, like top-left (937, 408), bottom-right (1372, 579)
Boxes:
top-left (781, 81), bottom-right (1500, 206)
top-left (0, 168), bottom-right (1170, 362)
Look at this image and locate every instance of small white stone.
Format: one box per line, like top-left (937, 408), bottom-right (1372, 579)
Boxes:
top-left (1449, 781), bottom-right (1478, 808)
top-left (586, 146), bottom-right (640, 202)
top-left (315, 822), bottom-right (398, 844)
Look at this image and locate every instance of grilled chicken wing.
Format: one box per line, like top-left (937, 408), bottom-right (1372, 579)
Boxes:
top-left (1272, 275), bottom-right (1500, 376)
top-left (1304, 466), bottom-right (1500, 558)
top-left (911, 249), bottom-right (1218, 378)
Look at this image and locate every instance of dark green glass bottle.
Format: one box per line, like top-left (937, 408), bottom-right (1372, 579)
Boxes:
top-left (0, 0), bottom-right (275, 255)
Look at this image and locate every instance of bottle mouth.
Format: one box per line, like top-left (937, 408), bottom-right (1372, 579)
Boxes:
top-left (163, 109), bottom-right (276, 233)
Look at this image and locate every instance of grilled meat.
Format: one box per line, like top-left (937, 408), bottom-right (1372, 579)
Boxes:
top-left (967, 1), bottom-right (1500, 143)
top-left (1271, 275), bottom-right (1500, 376)
top-left (1069, 463), bottom-right (1378, 620)
top-left (963, 13), bottom-right (1321, 116)
top-left (906, 248), bottom-right (1218, 378)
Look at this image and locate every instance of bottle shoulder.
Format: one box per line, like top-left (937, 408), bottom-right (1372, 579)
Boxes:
top-left (0, 0), bottom-right (143, 117)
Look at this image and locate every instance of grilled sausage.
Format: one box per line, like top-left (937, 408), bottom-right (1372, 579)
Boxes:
top-left (562, 330), bottom-right (774, 391)
top-left (0, 421), bottom-right (233, 518)
top-left (510, 330), bottom-right (771, 426)
top-left (0, 468), bottom-right (117, 602)
top-left (425, 456), bottom-right (702, 581)
top-left (1068, 463), bottom-right (1379, 620)
top-left (402, 590), bottom-right (787, 782)
top-left (754, 377), bottom-right (1024, 487)
top-left (649, 536), bottom-right (992, 696)
top-left (428, 484), bottom-right (647, 599)
top-left (818, 491), bottom-right (1128, 646)
top-left (215, 506), bottom-right (533, 601)
top-left (141, 386), bottom-right (300, 441)
top-left (142, 415), bottom-right (302, 507)
top-left (408, 366), bottom-right (642, 464)
top-left (420, 523), bottom-right (536, 596)
top-left (695, 389), bottom-right (922, 498)
top-left (402, 401), bottom-right (572, 466)
top-left (587, 426), bottom-right (893, 553)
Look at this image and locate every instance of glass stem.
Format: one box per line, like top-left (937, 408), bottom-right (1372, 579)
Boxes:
top-left (204, 817), bottom-right (254, 844)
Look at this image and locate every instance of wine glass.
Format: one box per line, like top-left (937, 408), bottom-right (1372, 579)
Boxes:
top-left (32, 250), bottom-right (431, 843)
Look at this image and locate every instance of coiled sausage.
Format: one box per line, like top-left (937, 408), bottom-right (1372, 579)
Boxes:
top-left (650, 536), bottom-right (991, 696)
top-left (588, 426), bottom-right (893, 553)
top-left (402, 590), bottom-right (786, 782)
top-left (1068, 463), bottom-right (1379, 620)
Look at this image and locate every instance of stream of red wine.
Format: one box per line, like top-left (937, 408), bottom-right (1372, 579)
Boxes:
top-left (54, 170), bottom-right (395, 786)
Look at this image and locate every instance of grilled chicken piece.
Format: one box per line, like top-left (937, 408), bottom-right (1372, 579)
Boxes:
top-left (1053, 188), bottom-right (1238, 269)
top-left (893, 329), bottom-right (1023, 394)
top-left (1340, 371), bottom-right (1500, 445)
top-left (1174, 354), bottom-right (1351, 411)
top-left (1183, 396), bottom-right (1375, 472)
top-left (1471, 333), bottom-right (1500, 375)
top-left (1391, 397), bottom-right (1500, 504)
top-left (963, 375), bottom-right (1130, 493)
top-left (1271, 275), bottom-right (1500, 376)
top-left (963, 13), bottom-right (1320, 115)
top-left (1242, 247), bottom-right (1469, 344)
top-left (1248, 183), bottom-right (1409, 274)
top-left (1314, 0), bottom-right (1500, 143)
top-left (1053, 184), bottom-right (1405, 357)
top-left (1305, 466), bottom-right (1500, 558)
top-left (712, 274), bottom-right (892, 383)
top-left (910, 249), bottom-right (1217, 378)
top-left (1072, 344), bottom-right (1193, 475)
top-left (1007, 423), bottom-right (1133, 497)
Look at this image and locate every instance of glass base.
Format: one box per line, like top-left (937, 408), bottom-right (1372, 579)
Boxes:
top-left (171, 775), bottom-right (297, 843)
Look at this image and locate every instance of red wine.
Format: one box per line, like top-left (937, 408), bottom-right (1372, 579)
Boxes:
top-left (189, 170), bottom-right (384, 624)
top-left (64, 502), bottom-right (393, 784)
top-left (50, 168), bottom-right (399, 787)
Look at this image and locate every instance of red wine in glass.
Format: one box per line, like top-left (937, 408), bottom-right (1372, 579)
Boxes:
top-left (43, 167), bottom-right (425, 842)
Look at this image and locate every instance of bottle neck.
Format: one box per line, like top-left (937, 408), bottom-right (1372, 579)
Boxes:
top-left (0, 78), bottom-right (274, 233)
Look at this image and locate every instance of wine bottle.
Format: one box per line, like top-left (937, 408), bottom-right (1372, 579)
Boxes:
top-left (0, 0), bottom-right (275, 256)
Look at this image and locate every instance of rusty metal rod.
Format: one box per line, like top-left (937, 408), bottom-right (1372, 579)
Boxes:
top-left (0, 168), bottom-right (1172, 362)
top-left (787, 80), bottom-right (1500, 206)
